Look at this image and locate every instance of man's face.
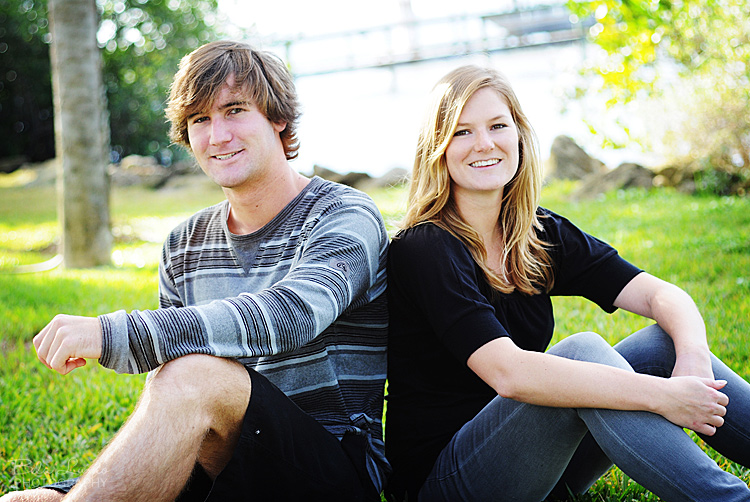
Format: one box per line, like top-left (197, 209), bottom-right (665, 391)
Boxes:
top-left (186, 76), bottom-right (287, 191)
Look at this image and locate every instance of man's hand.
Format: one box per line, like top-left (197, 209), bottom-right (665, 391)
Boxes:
top-left (33, 314), bottom-right (103, 375)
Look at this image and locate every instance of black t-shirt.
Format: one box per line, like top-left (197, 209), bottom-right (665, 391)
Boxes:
top-left (384, 208), bottom-right (642, 499)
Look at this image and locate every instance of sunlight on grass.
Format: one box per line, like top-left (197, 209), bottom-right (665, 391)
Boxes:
top-left (0, 341), bottom-right (145, 492)
top-left (2, 179), bottom-right (749, 498)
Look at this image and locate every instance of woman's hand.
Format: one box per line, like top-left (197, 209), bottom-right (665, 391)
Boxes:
top-left (672, 348), bottom-right (714, 380)
top-left (656, 376), bottom-right (728, 435)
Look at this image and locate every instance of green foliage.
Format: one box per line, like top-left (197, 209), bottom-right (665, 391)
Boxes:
top-left (96, 0), bottom-right (220, 164)
top-left (1, 181), bottom-right (749, 498)
top-left (0, 0), bottom-right (221, 166)
top-left (568, 0), bottom-right (750, 175)
top-left (0, 0), bottom-right (55, 163)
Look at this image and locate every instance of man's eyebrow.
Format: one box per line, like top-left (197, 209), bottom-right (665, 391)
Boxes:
top-left (187, 101), bottom-right (251, 120)
top-left (219, 100), bottom-right (251, 110)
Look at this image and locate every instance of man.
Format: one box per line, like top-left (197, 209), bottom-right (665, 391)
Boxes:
top-left (3, 40), bottom-right (389, 502)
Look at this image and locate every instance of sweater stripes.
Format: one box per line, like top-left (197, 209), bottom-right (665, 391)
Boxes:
top-left (98, 177), bottom-right (390, 490)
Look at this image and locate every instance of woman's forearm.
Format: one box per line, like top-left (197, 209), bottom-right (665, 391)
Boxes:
top-left (468, 336), bottom-right (727, 435)
top-left (614, 272), bottom-right (713, 378)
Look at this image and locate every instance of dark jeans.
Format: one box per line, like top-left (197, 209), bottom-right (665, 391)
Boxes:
top-left (419, 326), bottom-right (750, 502)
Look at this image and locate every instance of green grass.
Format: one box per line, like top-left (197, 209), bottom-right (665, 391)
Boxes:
top-left (1, 178), bottom-right (749, 498)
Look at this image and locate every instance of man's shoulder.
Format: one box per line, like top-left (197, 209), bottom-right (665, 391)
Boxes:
top-left (308, 177), bottom-right (374, 204)
top-left (166, 200), bottom-right (227, 244)
top-left (293, 177), bottom-right (383, 226)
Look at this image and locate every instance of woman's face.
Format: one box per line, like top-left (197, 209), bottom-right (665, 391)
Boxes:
top-left (445, 87), bottom-right (520, 200)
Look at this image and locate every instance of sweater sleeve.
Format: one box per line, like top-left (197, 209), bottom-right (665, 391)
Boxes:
top-left (98, 194), bottom-right (388, 374)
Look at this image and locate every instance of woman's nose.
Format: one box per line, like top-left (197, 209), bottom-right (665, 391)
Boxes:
top-left (474, 130), bottom-right (494, 152)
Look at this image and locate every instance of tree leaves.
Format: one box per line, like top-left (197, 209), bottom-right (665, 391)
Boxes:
top-left (568, 0), bottom-right (750, 174)
top-left (0, 0), bottom-right (220, 166)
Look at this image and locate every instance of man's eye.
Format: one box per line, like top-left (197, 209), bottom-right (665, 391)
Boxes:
top-left (229, 107), bottom-right (244, 115)
top-left (192, 116), bottom-right (208, 124)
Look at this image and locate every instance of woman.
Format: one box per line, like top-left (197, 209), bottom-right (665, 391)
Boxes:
top-left (385, 65), bottom-right (750, 501)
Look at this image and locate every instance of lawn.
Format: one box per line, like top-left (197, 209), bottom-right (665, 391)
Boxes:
top-left (1, 175), bottom-right (748, 499)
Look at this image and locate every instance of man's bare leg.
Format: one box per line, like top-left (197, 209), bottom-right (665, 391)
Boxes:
top-left (0, 489), bottom-right (64, 502)
top-left (1, 355), bottom-right (250, 502)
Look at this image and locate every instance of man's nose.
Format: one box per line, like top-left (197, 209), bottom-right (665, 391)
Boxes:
top-left (210, 118), bottom-right (232, 145)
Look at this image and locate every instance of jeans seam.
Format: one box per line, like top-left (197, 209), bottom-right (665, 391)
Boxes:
top-left (428, 401), bottom-right (533, 483)
top-left (589, 408), bottom-right (697, 502)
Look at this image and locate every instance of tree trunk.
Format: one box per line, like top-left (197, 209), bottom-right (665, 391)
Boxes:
top-left (48, 0), bottom-right (111, 268)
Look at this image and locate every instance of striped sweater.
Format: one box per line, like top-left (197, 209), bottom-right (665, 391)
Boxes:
top-left (97, 177), bottom-right (390, 490)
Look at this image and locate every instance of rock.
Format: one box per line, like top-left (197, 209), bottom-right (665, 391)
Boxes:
top-left (337, 171), bottom-right (373, 188)
top-left (0, 155), bottom-right (28, 174)
top-left (366, 167), bottom-right (409, 189)
top-left (110, 154), bottom-right (171, 188)
top-left (311, 165), bottom-right (374, 190)
top-left (8, 158), bottom-right (59, 187)
top-left (312, 165), bottom-right (342, 181)
top-left (547, 135), bottom-right (606, 180)
top-left (170, 159), bottom-right (201, 176)
top-left (572, 162), bottom-right (654, 200)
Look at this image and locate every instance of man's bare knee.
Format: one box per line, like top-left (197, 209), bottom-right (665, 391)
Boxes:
top-left (0, 488), bottom-right (64, 502)
top-left (146, 354), bottom-right (251, 427)
top-left (147, 355), bottom-right (252, 478)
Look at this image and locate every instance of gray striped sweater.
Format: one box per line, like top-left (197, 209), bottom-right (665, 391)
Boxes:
top-left (97, 177), bottom-right (390, 490)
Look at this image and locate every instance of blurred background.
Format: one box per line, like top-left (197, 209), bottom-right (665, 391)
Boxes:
top-left (1, 4), bottom-right (749, 497)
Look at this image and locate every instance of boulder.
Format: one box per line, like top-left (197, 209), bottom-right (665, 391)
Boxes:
top-left (572, 162), bottom-right (654, 200)
top-left (368, 167), bottom-right (409, 189)
top-left (0, 155), bottom-right (28, 174)
top-left (110, 154), bottom-right (171, 188)
top-left (311, 165), bottom-right (374, 190)
top-left (547, 135), bottom-right (606, 180)
top-left (337, 171), bottom-right (373, 188)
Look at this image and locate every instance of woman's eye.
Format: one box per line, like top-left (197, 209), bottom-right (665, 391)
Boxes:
top-left (453, 129), bottom-right (469, 137)
top-left (491, 123), bottom-right (507, 130)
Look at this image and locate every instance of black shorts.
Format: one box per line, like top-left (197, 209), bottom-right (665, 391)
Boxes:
top-left (46, 367), bottom-right (379, 501)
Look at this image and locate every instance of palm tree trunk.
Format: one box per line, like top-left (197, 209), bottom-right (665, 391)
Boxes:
top-left (49, 0), bottom-right (111, 267)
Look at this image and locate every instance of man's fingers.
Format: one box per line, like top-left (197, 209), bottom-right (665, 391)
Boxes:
top-left (62, 357), bottom-right (87, 375)
top-left (47, 327), bottom-right (77, 373)
top-left (31, 314), bottom-right (102, 374)
top-left (47, 333), bottom-right (67, 372)
top-left (33, 320), bottom-right (56, 368)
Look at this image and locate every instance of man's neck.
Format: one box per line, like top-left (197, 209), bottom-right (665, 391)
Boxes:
top-left (223, 165), bottom-right (311, 235)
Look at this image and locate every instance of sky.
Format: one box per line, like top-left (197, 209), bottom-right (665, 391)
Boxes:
top-left (214, 0), bottom-right (649, 177)
top-left (218, 0), bottom-right (530, 39)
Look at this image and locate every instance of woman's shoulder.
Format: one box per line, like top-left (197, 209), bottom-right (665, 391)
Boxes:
top-left (392, 222), bottom-right (466, 252)
top-left (536, 207), bottom-right (584, 243)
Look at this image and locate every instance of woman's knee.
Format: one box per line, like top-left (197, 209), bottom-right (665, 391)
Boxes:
top-left (614, 324), bottom-right (675, 376)
top-left (549, 332), bottom-right (631, 370)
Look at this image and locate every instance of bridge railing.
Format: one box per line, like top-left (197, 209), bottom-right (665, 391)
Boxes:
top-left (260, 3), bottom-right (593, 77)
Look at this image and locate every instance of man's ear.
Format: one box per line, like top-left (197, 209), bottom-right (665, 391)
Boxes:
top-left (273, 121), bottom-right (287, 133)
